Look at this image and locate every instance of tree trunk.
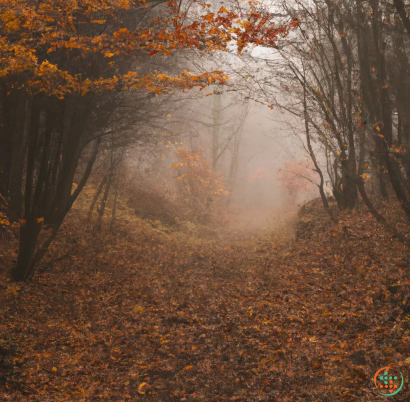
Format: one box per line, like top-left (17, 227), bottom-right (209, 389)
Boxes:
top-left (110, 180), bottom-right (119, 233)
top-left (356, 177), bottom-right (386, 223)
top-left (302, 68), bottom-right (330, 213)
top-left (7, 95), bottom-right (29, 222)
top-left (393, 0), bottom-right (410, 37)
top-left (10, 138), bottom-right (100, 281)
top-left (333, 185), bottom-right (347, 211)
top-left (378, 171), bottom-right (388, 199)
top-left (88, 175), bottom-right (108, 221)
top-left (385, 155), bottom-right (410, 218)
top-left (212, 89), bottom-right (222, 170)
top-left (11, 221), bottom-right (42, 281)
top-left (97, 175), bottom-right (112, 232)
top-left (343, 171), bottom-right (358, 210)
top-left (356, 1), bottom-right (410, 217)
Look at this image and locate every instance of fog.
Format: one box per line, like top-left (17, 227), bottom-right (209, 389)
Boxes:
top-left (3, 1), bottom-right (410, 400)
top-left (128, 67), bottom-right (322, 233)
top-left (124, 2), bottom-right (329, 233)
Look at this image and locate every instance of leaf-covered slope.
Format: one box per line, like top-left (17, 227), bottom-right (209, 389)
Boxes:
top-left (1, 200), bottom-right (410, 401)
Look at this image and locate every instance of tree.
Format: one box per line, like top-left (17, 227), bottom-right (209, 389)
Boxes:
top-left (172, 146), bottom-right (228, 222)
top-left (238, 0), bottom-right (410, 227)
top-left (0, 0), bottom-right (291, 280)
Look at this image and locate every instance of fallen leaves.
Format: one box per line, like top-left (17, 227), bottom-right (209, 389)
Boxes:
top-left (138, 382), bottom-right (150, 394)
top-left (1, 197), bottom-right (410, 400)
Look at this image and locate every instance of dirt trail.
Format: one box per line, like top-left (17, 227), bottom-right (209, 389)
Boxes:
top-left (1, 200), bottom-right (410, 401)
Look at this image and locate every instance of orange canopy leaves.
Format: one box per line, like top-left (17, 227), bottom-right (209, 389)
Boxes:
top-left (0, 0), bottom-right (292, 97)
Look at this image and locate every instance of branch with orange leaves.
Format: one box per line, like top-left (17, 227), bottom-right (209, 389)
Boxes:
top-left (0, 0), bottom-right (294, 97)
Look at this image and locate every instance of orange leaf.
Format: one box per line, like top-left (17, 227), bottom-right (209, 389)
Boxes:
top-left (138, 382), bottom-right (147, 394)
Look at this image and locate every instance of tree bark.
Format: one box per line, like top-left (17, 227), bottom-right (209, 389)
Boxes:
top-left (88, 175), bottom-right (108, 221)
top-left (394, 0), bottom-right (410, 37)
top-left (355, 177), bottom-right (386, 223)
top-left (302, 67), bottom-right (330, 213)
top-left (10, 138), bottom-right (101, 281)
top-left (7, 95), bottom-right (29, 222)
top-left (11, 221), bottom-right (42, 281)
top-left (110, 179), bottom-right (119, 233)
top-left (97, 175), bottom-right (112, 232)
top-left (356, 0), bottom-right (410, 218)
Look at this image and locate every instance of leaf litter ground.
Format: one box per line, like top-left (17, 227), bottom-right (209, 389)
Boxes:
top-left (1, 199), bottom-right (410, 401)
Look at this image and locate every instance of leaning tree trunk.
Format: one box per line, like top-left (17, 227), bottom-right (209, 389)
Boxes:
top-left (355, 177), bottom-right (386, 224)
top-left (10, 135), bottom-right (101, 282)
top-left (96, 174), bottom-right (112, 232)
top-left (23, 138), bottom-right (101, 281)
top-left (88, 174), bottom-right (108, 221)
top-left (11, 220), bottom-right (42, 281)
top-left (302, 69), bottom-right (330, 213)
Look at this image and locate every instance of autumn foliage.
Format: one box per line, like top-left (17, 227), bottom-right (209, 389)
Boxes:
top-left (0, 0), bottom-right (292, 281)
top-left (2, 0), bottom-right (410, 400)
top-left (0, 0), bottom-right (291, 97)
top-left (173, 147), bottom-right (228, 222)
top-left (1, 194), bottom-right (410, 400)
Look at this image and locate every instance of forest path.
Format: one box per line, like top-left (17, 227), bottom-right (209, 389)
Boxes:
top-left (1, 201), bottom-right (410, 401)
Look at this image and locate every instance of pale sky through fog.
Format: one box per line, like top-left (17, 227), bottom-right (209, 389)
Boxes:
top-left (153, 0), bottom-right (324, 218)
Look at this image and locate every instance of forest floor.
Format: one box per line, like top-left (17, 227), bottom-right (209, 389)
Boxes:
top-left (1, 198), bottom-right (410, 401)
